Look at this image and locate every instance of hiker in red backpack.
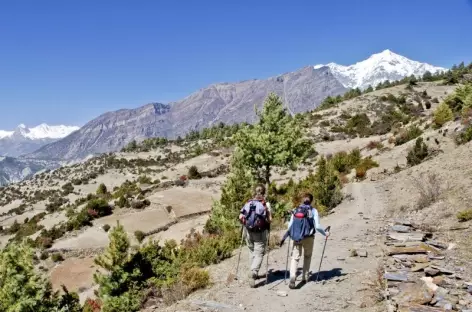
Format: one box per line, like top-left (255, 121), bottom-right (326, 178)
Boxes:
top-left (238, 184), bottom-right (272, 288)
top-left (282, 193), bottom-right (330, 289)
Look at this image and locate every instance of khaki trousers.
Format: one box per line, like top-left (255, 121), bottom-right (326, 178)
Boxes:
top-left (289, 235), bottom-right (314, 282)
top-left (245, 229), bottom-right (267, 275)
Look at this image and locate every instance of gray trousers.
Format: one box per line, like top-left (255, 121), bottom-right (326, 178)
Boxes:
top-left (245, 228), bottom-right (268, 275)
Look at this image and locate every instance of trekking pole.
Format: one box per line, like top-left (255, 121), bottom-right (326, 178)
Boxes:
top-left (316, 226), bottom-right (331, 282)
top-left (234, 225), bottom-right (245, 280)
top-left (284, 238), bottom-right (290, 284)
top-left (265, 224), bottom-right (271, 284)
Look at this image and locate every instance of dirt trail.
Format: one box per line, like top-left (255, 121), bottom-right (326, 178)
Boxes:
top-left (159, 181), bottom-right (389, 312)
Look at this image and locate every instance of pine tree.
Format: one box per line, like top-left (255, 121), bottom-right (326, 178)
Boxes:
top-left (364, 85), bottom-right (374, 93)
top-left (433, 102), bottom-right (454, 127)
top-left (313, 157), bottom-right (343, 211)
top-left (94, 222), bottom-right (141, 312)
top-left (0, 242), bottom-right (58, 312)
top-left (407, 137), bottom-right (429, 166)
top-left (234, 93), bottom-right (312, 191)
top-left (205, 151), bottom-right (254, 233)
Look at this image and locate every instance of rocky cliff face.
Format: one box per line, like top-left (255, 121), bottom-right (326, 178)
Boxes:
top-left (29, 103), bottom-right (171, 161)
top-left (28, 66), bottom-right (346, 160)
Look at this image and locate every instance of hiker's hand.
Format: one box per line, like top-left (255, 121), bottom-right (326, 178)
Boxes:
top-left (324, 226), bottom-right (331, 237)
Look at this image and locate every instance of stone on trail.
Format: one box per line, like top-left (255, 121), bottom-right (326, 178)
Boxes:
top-left (357, 249), bottom-right (368, 257)
top-left (425, 240), bottom-right (448, 250)
top-left (425, 268), bottom-right (440, 276)
top-left (421, 277), bottom-right (439, 292)
top-left (397, 304), bottom-right (444, 311)
top-left (392, 254), bottom-right (429, 263)
top-left (395, 220), bottom-right (413, 226)
top-left (190, 300), bottom-right (243, 311)
top-left (387, 232), bottom-right (426, 242)
top-left (430, 265), bottom-right (455, 275)
top-left (384, 272), bottom-right (409, 282)
top-left (391, 225), bottom-right (413, 233)
top-left (411, 263), bottom-right (430, 272)
top-left (276, 291), bottom-right (288, 297)
top-left (387, 246), bottom-right (428, 256)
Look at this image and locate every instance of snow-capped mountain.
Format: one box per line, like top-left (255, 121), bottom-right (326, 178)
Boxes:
top-left (0, 124), bottom-right (79, 157)
top-left (314, 49), bottom-right (447, 90)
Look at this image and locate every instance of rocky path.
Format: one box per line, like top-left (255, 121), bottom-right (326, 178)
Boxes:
top-left (157, 181), bottom-right (389, 312)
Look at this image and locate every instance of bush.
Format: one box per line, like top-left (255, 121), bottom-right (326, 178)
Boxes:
top-left (395, 126), bottom-right (423, 145)
top-left (406, 137), bottom-right (429, 166)
top-left (131, 200), bottom-right (149, 209)
top-left (366, 141), bottom-right (383, 150)
top-left (178, 267), bottom-right (210, 293)
top-left (115, 196), bottom-right (129, 208)
top-left (188, 166), bottom-right (201, 179)
top-left (457, 209), bottom-right (472, 222)
top-left (137, 175), bottom-right (152, 184)
top-left (329, 149), bottom-right (361, 174)
top-left (39, 251), bottom-right (49, 260)
top-left (51, 253), bottom-right (64, 262)
top-left (413, 173), bottom-right (441, 210)
top-left (134, 230), bottom-right (145, 243)
top-left (96, 183), bottom-right (108, 195)
top-left (433, 102), bottom-right (454, 127)
top-left (86, 198), bottom-right (112, 218)
top-left (83, 298), bottom-right (102, 312)
top-left (455, 125), bottom-right (472, 145)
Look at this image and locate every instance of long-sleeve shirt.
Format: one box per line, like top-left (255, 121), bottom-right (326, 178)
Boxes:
top-left (286, 206), bottom-right (327, 237)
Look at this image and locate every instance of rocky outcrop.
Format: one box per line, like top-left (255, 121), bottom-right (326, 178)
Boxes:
top-left (382, 221), bottom-right (472, 311)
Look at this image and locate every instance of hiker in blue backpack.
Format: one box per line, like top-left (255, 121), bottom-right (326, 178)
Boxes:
top-left (238, 184), bottom-right (272, 288)
top-left (281, 193), bottom-right (330, 289)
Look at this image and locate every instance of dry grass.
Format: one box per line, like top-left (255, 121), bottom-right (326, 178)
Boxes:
top-left (412, 172), bottom-right (442, 210)
top-left (367, 263), bottom-right (387, 303)
top-left (366, 141), bottom-right (384, 150)
top-left (268, 233), bottom-right (281, 251)
top-left (457, 209), bottom-right (472, 222)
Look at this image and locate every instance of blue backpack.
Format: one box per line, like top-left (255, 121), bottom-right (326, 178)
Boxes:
top-left (243, 199), bottom-right (268, 232)
top-left (288, 204), bottom-right (315, 242)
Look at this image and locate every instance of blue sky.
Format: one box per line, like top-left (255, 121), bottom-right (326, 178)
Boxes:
top-left (1, 0), bottom-right (471, 129)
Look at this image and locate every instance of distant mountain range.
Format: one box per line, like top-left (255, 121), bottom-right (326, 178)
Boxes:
top-left (0, 124), bottom-right (79, 157)
top-left (0, 48), bottom-right (446, 186)
top-left (27, 49), bottom-right (445, 162)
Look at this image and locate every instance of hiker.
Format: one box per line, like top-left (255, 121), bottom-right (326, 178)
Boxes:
top-left (238, 184), bottom-right (272, 288)
top-left (282, 193), bottom-right (329, 289)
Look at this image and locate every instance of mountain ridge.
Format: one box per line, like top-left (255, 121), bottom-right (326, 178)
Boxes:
top-left (26, 49), bottom-right (446, 161)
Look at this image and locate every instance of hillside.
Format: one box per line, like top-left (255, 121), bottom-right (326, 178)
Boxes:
top-left (26, 50), bottom-right (443, 161)
top-left (2, 71), bottom-right (472, 311)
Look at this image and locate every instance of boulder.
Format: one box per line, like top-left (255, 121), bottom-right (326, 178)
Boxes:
top-left (394, 282), bottom-right (434, 306)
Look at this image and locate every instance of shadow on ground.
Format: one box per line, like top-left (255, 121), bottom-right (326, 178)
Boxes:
top-left (255, 267), bottom-right (345, 288)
